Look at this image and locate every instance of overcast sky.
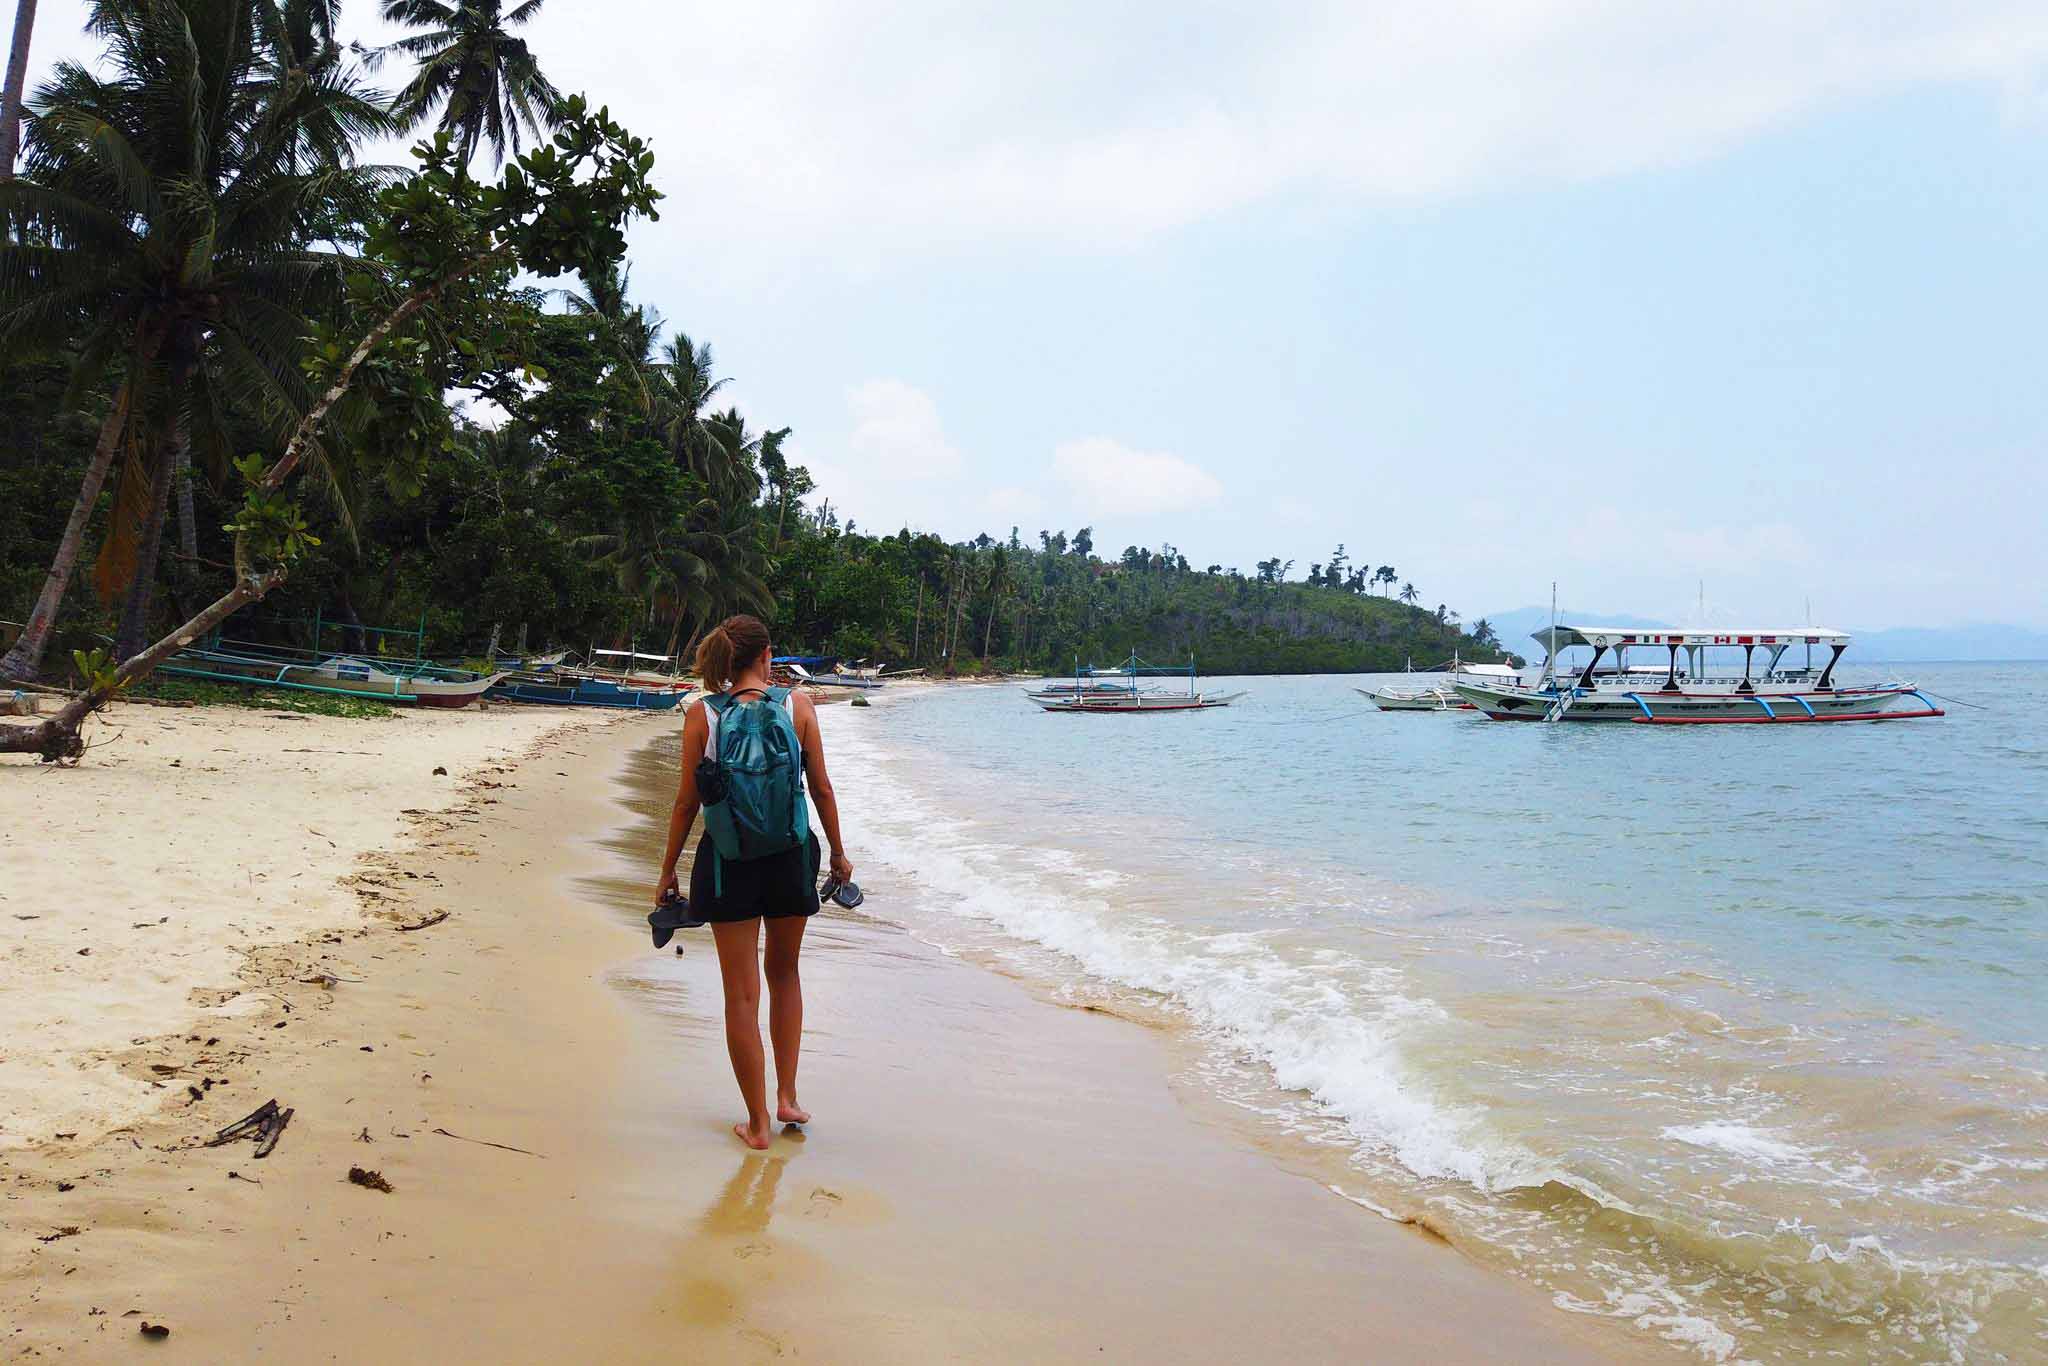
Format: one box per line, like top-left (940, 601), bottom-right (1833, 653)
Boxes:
top-left (24, 1), bottom-right (2048, 628)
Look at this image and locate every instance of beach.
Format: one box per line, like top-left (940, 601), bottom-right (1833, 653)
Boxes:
top-left (0, 690), bottom-right (1631, 1362)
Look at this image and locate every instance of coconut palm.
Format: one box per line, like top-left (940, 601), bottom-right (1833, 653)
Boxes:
top-left (654, 328), bottom-right (730, 488)
top-left (757, 425), bottom-right (808, 547)
top-left (561, 261), bottom-right (661, 417)
top-left (253, 0), bottom-right (391, 174)
top-left (980, 545), bottom-right (1009, 659)
top-left (1399, 581), bottom-right (1418, 605)
top-left (1, 0), bottom-right (33, 177)
top-left (375, 0), bottom-right (559, 168)
top-left (701, 406), bottom-right (763, 504)
top-left (0, 0), bottom-right (395, 678)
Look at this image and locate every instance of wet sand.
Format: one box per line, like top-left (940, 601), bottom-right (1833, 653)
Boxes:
top-left (2, 698), bottom-right (1639, 1361)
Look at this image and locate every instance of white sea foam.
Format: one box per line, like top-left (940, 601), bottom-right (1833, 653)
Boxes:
top-left (1662, 1123), bottom-right (1812, 1165)
top-left (834, 714), bottom-right (1521, 1191)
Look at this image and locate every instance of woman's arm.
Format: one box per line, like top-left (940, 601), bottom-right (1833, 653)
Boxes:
top-left (656, 701), bottom-right (709, 905)
top-left (793, 692), bottom-right (852, 883)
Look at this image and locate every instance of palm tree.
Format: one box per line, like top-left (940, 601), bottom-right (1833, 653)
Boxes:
top-left (757, 425), bottom-right (808, 547)
top-left (655, 330), bottom-right (735, 488)
top-left (701, 406), bottom-right (763, 504)
top-left (980, 546), bottom-right (1009, 659)
top-left (0, 0), bottom-right (34, 177)
top-left (1399, 581), bottom-right (1418, 606)
top-left (561, 260), bottom-right (660, 417)
top-left (0, 0), bottom-right (394, 677)
top-left (375, 0), bottom-right (560, 168)
top-left (253, 0), bottom-right (391, 173)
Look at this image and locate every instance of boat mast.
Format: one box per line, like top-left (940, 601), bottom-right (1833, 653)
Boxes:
top-left (1544, 581), bottom-right (1557, 690)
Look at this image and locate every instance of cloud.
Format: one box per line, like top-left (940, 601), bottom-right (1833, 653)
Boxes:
top-left (1052, 437), bottom-right (1222, 516)
top-left (467, 1), bottom-right (2048, 259)
top-left (844, 379), bottom-right (960, 480)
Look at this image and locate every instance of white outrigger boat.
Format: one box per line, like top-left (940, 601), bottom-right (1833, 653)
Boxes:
top-left (1029, 653), bottom-right (1245, 713)
top-left (1357, 656), bottom-right (1520, 712)
top-left (1452, 626), bottom-right (1944, 724)
top-left (569, 647), bottom-right (694, 691)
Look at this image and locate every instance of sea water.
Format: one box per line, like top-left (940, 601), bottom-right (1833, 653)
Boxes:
top-left (827, 666), bottom-right (2048, 1362)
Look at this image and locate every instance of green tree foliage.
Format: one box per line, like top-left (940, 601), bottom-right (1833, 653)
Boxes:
top-left (1, 0), bottom-right (1500, 765)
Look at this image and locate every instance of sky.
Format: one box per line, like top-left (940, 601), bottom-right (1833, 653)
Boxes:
top-left (21, 1), bottom-right (2048, 629)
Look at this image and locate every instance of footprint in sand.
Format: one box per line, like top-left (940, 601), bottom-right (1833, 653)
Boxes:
top-left (805, 1187), bottom-right (843, 1218)
top-left (733, 1240), bottom-right (771, 1260)
top-left (736, 1327), bottom-right (785, 1356)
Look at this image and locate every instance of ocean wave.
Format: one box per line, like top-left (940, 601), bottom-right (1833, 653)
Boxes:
top-left (832, 705), bottom-right (2048, 1360)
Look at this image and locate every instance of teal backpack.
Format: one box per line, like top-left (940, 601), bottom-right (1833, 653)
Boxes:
top-left (700, 686), bottom-right (809, 893)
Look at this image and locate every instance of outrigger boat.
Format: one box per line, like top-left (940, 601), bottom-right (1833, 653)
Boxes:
top-left (486, 672), bottom-right (686, 710)
top-left (162, 641), bottom-right (503, 707)
top-left (1357, 656), bottom-right (1520, 712)
top-left (1452, 626), bottom-right (1944, 724)
top-left (160, 612), bottom-right (506, 707)
top-left (1030, 653), bottom-right (1245, 713)
top-left (566, 648), bottom-right (693, 691)
top-left (781, 660), bottom-right (885, 691)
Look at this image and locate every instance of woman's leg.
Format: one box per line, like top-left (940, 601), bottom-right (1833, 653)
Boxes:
top-left (764, 915), bottom-right (809, 1123)
top-left (711, 917), bottom-right (772, 1148)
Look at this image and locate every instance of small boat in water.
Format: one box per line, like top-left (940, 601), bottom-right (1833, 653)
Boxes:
top-left (1030, 653), bottom-right (1245, 713)
top-left (1453, 626), bottom-right (1944, 724)
top-left (1357, 656), bottom-right (1520, 712)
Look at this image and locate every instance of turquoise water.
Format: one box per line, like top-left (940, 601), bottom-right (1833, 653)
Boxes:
top-left (828, 664), bottom-right (2048, 1361)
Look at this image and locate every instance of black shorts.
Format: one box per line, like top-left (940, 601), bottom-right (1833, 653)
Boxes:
top-left (687, 832), bottom-right (821, 924)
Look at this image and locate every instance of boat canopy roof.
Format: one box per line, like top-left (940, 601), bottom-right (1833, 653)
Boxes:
top-left (592, 649), bottom-right (674, 662)
top-left (773, 655), bottom-right (835, 667)
top-left (1530, 625), bottom-right (1850, 652)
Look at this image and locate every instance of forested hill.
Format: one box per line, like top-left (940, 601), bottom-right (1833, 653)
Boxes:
top-left (0, 1), bottom-right (1504, 689)
top-left (774, 528), bottom-right (1511, 675)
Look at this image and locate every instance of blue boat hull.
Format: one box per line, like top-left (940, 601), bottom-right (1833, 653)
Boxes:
top-left (487, 678), bottom-right (685, 710)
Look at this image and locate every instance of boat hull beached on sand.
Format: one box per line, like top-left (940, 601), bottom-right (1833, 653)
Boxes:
top-left (1454, 627), bottom-right (1944, 724)
top-left (162, 646), bottom-right (503, 707)
top-left (486, 673), bottom-right (686, 710)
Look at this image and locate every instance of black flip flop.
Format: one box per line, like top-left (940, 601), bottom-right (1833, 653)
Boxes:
top-left (648, 890), bottom-right (704, 948)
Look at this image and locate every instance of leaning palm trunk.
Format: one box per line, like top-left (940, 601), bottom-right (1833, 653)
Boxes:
top-left (0, 381), bottom-right (135, 682)
top-left (0, 0), bottom-right (33, 177)
top-left (0, 252), bottom-right (502, 751)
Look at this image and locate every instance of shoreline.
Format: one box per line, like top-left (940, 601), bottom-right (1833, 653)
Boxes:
top-left (3, 692), bottom-right (1638, 1360)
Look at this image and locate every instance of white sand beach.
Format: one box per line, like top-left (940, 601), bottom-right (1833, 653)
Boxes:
top-left (1, 693), bottom-right (1641, 1360)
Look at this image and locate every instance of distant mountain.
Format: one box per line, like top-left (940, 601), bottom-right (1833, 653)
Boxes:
top-left (1477, 608), bottom-right (2048, 662)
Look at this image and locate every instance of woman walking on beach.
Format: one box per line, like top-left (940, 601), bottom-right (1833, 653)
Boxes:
top-left (655, 614), bottom-right (853, 1150)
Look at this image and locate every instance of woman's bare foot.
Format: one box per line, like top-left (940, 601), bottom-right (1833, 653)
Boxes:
top-left (776, 1097), bottom-right (810, 1125)
top-left (733, 1120), bottom-right (772, 1150)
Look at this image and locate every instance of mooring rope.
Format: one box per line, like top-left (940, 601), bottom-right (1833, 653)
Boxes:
top-left (1911, 688), bottom-right (1990, 712)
